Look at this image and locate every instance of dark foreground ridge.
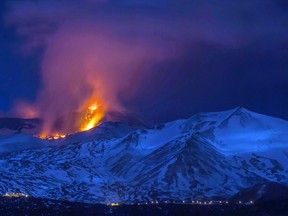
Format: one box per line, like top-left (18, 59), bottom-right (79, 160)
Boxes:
top-left (0, 197), bottom-right (287, 216)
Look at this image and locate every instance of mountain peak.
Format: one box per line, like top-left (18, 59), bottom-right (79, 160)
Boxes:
top-left (226, 106), bottom-right (257, 119)
top-left (217, 106), bottom-right (261, 130)
top-left (231, 106), bottom-right (250, 114)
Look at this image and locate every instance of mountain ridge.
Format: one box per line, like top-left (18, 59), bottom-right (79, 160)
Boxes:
top-left (0, 107), bottom-right (287, 203)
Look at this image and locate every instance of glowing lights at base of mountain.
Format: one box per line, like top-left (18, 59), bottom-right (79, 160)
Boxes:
top-left (107, 202), bottom-right (120, 207)
top-left (3, 193), bottom-right (29, 198)
top-left (136, 200), bottom-right (254, 206)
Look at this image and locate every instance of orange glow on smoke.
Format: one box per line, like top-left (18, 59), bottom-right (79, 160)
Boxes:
top-left (13, 102), bottom-right (39, 119)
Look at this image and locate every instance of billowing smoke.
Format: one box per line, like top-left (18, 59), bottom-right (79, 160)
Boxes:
top-left (36, 23), bottom-right (164, 133)
top-left (5, 1), bottom-right (178, 134)
top-left (7, 0), bottom-right (276, 134)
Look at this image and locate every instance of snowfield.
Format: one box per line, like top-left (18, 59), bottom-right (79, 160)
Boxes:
top-left (0, 107), bottom-right (287, 203)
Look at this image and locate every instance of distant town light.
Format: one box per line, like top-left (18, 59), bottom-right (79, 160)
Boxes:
top-left (109, 202), bottom-right (120, 207)
top-left (3, 192), bottom-right (29, 198)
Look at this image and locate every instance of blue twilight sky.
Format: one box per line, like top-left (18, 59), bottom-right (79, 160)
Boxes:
top-left (0, 0), bottom-right (288, 123)
top-left (0, 1), bottom-right (40, 111)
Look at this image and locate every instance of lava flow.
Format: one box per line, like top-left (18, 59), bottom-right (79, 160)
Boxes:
top-left (38, 99), bottom-right (105, 140)
top-left (80, 100), bottom-right (105, 132)
top-left (38, 133), bottom-right (67, 141)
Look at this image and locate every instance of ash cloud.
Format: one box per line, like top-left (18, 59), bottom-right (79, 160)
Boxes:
top-left (4, 0), bottom-right (288, 128)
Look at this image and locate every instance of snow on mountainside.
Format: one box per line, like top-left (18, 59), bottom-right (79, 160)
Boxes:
top-left (0, 107), bottom-right (287, 203)
top-left (230, 182), bottom-right (288, 203)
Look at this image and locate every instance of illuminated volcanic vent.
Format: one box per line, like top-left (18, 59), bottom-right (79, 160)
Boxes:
top-left (38, 99), bottom-right (105, 140)
top-left (80, 100), bottom-right (105, 132)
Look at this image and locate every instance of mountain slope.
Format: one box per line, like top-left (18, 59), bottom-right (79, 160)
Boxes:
top-left (0, 107), bottom-right (287, 203)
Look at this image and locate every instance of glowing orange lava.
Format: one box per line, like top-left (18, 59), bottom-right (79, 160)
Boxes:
top-left (80, 100), bottom-right (105, 132)
top-left (37, 98), bottom-right (105, 140)
top-left (88, 102), bottom-right (98, 111)
top-left (39, 133), bottom-right (67, 140)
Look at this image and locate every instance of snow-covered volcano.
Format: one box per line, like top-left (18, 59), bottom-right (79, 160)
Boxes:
top-left (0, 107), bottom-right (287, 203)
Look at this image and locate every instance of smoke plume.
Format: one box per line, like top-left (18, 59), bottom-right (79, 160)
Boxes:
top-left (6, 0), bottom-right (286, 132)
